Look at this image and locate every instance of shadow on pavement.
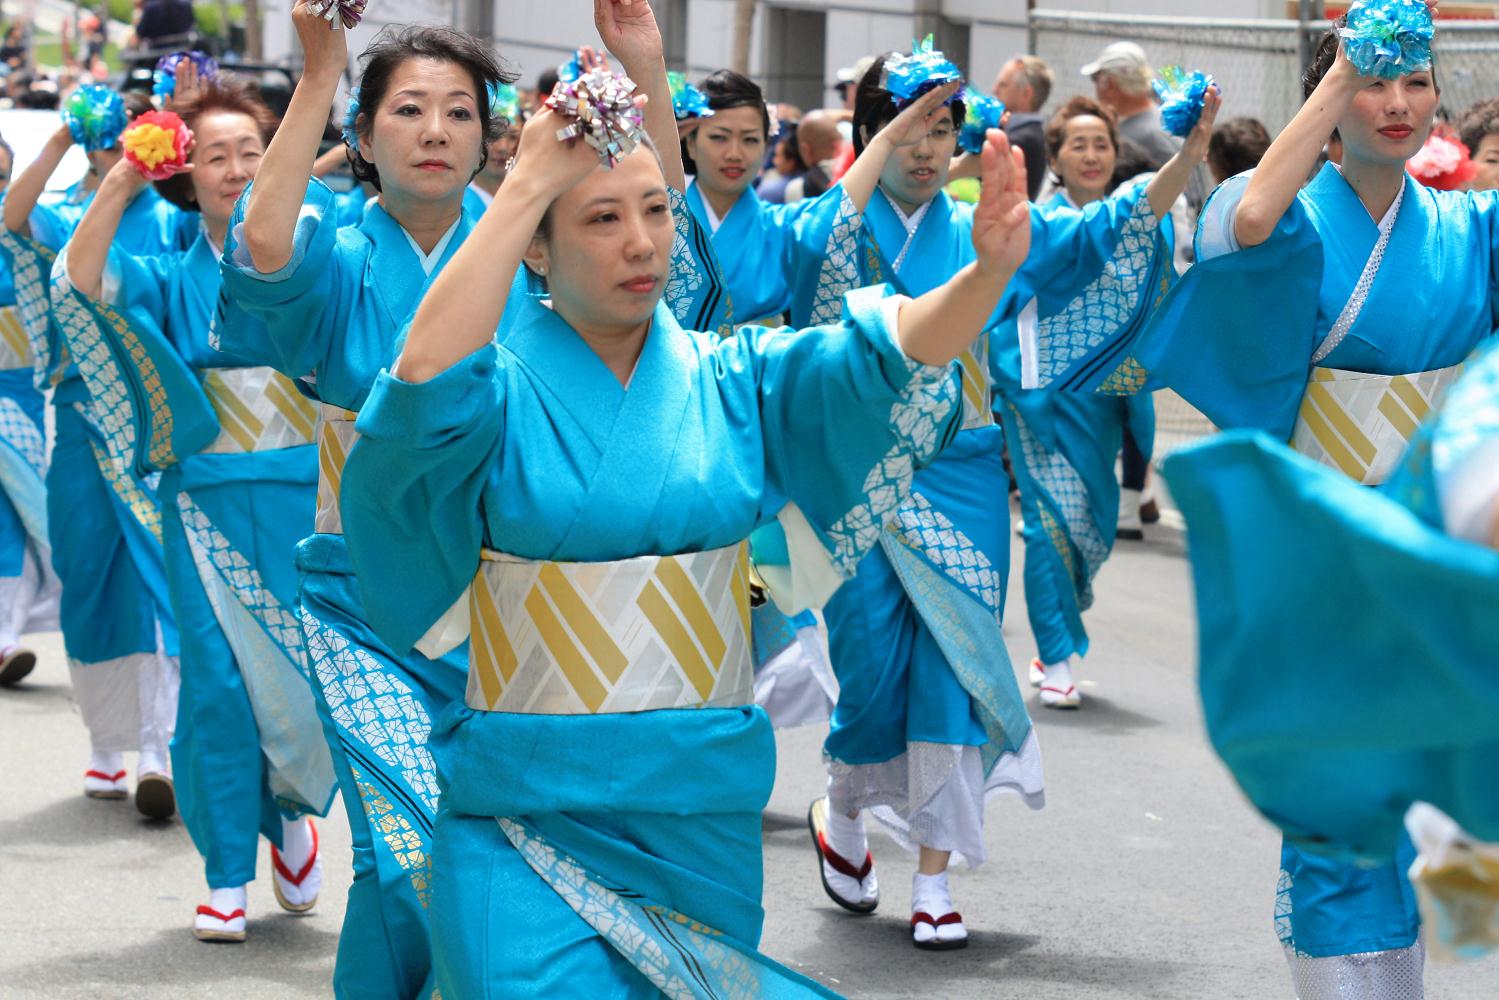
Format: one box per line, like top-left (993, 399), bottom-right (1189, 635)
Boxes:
top-left (0, 679), bottom-right (77, 710)
top-left (1030, 693), bottom-right (1162, 734)
top-left (0, 792), bottom-right (193, 851)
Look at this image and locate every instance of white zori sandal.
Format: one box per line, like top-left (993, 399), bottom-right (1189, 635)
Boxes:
top-left (271, 818), bottom-right (323, 913)
top-left (807, 797), bottom-right (879, 914)
top-left (911, 871), bottom-right (968, 951)
top-left (194, 887), bottom-right (248, 943)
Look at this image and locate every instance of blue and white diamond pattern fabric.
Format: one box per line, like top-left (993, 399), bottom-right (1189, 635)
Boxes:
top-left (665, 189), bottom-right (705, 316)
top-left (0, 396), bottom-right (45, 477)
top-left (822, 366), bottom-right (959, 576)
top-left (1033, 191), bottom-right (1157, 389)
top-left (498, 818), bottom-right (771, 1000)
top-left (301, 608), bottom-right (441, 818)
top-left (0, 230), bottom-right (57, 389)
top-left (1010, 408), bottom-right (1109, 604)
top-left (889, 491), bottom-right (1003, 615)
top-left (808, 191), bottom-right (865, 328)
top-left (52, 288), bottom-right (139, 467)
top-left (665, 187), bottom-right (733, 336)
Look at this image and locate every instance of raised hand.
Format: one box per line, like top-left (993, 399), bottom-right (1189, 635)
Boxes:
top-left (1180, 86), bottom-right (1223, 164)
top-left (172, 58), bottom-right (203, 108)
top-left (510, 106), bottom-right (613, 199)
top-left (594, 0), bottom-right (664, 71)
top-left (292, 0), bottom-right (348, 84)
top-left (970, 130), bottom-right (1031, 278)
top-left (871, 82), bottom-right (961, 150)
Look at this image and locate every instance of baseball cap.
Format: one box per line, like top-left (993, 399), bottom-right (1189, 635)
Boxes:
top-left (1080, 41), bottom-right (1150, 78)
top-left (834, 55), bottom-right (877, 89)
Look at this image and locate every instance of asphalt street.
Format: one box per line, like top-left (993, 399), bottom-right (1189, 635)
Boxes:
top-left (2, 515), bottom-right (1494, 999)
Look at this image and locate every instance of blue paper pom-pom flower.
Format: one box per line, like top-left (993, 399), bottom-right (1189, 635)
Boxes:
top-left (557, 51), bottom-right (584, 84)
top-left (341, 87), bottom-right (361, 149)
top-left (667, 71), bottom-right (714, 121)
top-left (1153, 66), bottom-right (1215, 138)
top-left (958, 88), bottom-right (1004, 154)
top-left (152, 50), bottom-right (219, 100)
top-left (1339, 0), bottom-right (1435, 80)
top-left (62, 84), bottom-right (129, 152)
top-left (488, 82), bottom-right (520, 123)
top-left (882, 34), bottom-right (962, 107)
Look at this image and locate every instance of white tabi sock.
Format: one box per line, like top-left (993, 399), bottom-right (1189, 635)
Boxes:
top-left (1043, 658), bottom-right (1075, 692)
top-left (279, 816), bottom-right (314, 870)
top-left (826, 806), bottom-right (868, 864)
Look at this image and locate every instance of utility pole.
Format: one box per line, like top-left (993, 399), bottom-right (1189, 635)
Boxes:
top-left (244, 0), bottom-right (262, 60)
top-left (731, 0), bottom-right (754, 74)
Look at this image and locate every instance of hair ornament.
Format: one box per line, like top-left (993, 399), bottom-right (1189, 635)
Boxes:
top-left (667, 72), bottom-right (713, 121)
top-left (545, 67), bottom-right (645, 169)
top-left (63, 83), bottom-right (129, 152)
top-left (1153, 66), bottom-right (1216, 138)
top-left (1339, 0), bottom-right (1435, 81)
top-left (305, 0), bottom-right (369, 30)
top-left (958, 88), bottom-right (1004, 154)
top-left (881, 34), bottom-right (962, 108)
top-left (557, 50), bottom-right (585, 84)
top-left (152, 51), bottom-right (219, 101)
top-left (122, 110), bottom-right (194, 180)
top-left (1407, 127), bottom-right (1476, 190)
top-left (489, 81), bottom-right (520, 123)
top-left (340, 86), bottom-right (361, 149)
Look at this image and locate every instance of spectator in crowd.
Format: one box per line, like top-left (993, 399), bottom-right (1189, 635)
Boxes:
top-left (1459, 97), bottom-right (1499, 191)
top-left (130, 0), bottom-right (196, 50)
top-left (0, 22), bottom-right (28, 73)
top-left (1084, 40), bottom-right (1208, 207)
top-left (827, 55), bottom-right (872, 181)
top-left (0, 136), bottom-right (12, 190)
top-left (992, 54), bottom-right (1053, 200)
top-left (785, 107), bottom-right (843, 201)
top-left (757, 123), bottom-right (805, 204)
top-left (1207, 116), bottom-right (1272, 184)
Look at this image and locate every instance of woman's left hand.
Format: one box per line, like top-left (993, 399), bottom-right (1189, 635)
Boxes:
top-left (1181, 86), bottom-right (1223, 164)
top-left (970, 129), bottom-right (1031, 278)
top-left (594, 0), bottom-right (663, 69)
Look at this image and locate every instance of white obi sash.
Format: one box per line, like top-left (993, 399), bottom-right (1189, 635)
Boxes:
top-left (200, 366), bottom-right (319, 456)
top-left (0, 305), bottom-right (35, 371)
top-left (313, 404), bottom-right (358, 534)
top-left (1291, 364), bottom-right (1463, 486)
top-left (464, 543), bottom-right (754, 715)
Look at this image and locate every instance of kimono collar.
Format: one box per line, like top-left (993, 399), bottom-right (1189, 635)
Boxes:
top-left (402, 217), bottom-right (462, 276)
top-left (878, 187), bottom-right (934, 272)
top-left (360, 200), bottom-right (475, 326)
top-left (1318, 161), bottom-right (1405, 232)
top-left (688, 181), bottom-right (757, 235)
top-left (1328, 162), bottom-right (1404, 229)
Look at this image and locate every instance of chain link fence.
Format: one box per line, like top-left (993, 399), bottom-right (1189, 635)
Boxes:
top-left (1030, 8), bottom-right (1499, 459)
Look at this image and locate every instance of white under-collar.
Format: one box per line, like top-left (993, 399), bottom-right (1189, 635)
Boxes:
top-left (699, 194), bottom-right (726, 234)
top-left (402, 217), bottom-right (462, 276)
top-left (879, 188), bottom-right (932, 273)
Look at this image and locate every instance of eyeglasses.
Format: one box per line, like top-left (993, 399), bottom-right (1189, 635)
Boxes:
top-left (923, 126), bottom-right (956, 143)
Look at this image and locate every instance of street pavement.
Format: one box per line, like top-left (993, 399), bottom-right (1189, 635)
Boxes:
top-left (2, 514), bottom-right (1494, 999)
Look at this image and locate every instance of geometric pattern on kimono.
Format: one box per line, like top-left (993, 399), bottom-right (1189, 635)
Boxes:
top-left (466, 544), bottom-right (753, 715)
top-left (1290, 364), bottom-right (1466, 486)
top-left (200, 366), bottom-right (319, 454)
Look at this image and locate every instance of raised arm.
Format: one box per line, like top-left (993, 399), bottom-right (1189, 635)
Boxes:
top-left (897, 130), bottom-right (1029, 366)
top-left (839, 82), bottom-right (960, 214)
top-left (241, 2), bottom-right (347, 273)
top-left (63, 159), bottom-right (151, 299)
top-left (3, 125), bottom-right (74, 235)
top-left (594, 0), bottom-right (683, 190)
top-left (393, 109), bottom-right (601, 383)
top-left (1144, 88), bottom-right (1220, 221)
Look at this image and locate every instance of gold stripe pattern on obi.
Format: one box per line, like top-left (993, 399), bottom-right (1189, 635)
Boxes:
top-left (957, 339), bottom-right (993, 430)
top-left (466, 543), bottom-right (754, 715)
top-left (0, 306), bottom-right (34, 370)
top-left (1291, 364), bottom-right (1463, 485)
top-left (314, 404), bottom-right (359, 535)
top-left (201, 367), bottom-right (319, 455)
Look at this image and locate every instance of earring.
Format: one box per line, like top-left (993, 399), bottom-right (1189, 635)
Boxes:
top-left (538, 265), bottom-right (547, 275)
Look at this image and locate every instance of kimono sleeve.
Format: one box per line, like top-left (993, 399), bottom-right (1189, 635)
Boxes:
top-left (1124, 173), bottom-right (1324, 439)
top-left (726, 284), bottom-right (962, 609)
top-left (342, 344), bottom-right (505, 654)
top-left (217, 178), bottom-right (349, 382)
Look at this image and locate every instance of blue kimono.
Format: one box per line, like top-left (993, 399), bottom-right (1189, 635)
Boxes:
top-left (1135, 167), bottom-right (1499, 983)
top-left (217, 179), bottom-right (731, 997)
top-left (339, 283), bottom-right (961, 998)
top-left (783, 182), bottom-right (1173, 864)
top-left (993, 189), bottom-right (1174, 668)
top-left (1, 184), bottom-right (190, 753)
top-left (217, 178), bottom-right (477, 999)
top-left (58, 228), bottom-right (334, 888)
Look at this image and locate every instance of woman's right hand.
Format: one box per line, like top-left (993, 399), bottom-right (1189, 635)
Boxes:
top-left (869, 82), bottom-right (960, 151)
top-left (292, 0), bottom-right (348, 83)
top-left (510, 104), bottom-right (634, 199)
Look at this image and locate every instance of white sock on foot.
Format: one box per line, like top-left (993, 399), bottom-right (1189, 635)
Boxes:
top-left (825, 808), bottom-right (868, 864)
top-left (279, 816), bottom-right (314, 870)
top-left (88, 750), bottom-right (124, 776)
top-left (138, 749), bottom-right (170, 777)
top-left (208, 885), bottom-right (247, 915)
top-left (1043, 658), bottom-right (1074, 692)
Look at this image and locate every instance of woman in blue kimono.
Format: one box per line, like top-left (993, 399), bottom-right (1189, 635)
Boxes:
top-left (993, 94), bottom-right (1202, 710)
top-left (679, 68), bottom-right (837, 729)
top-left (0, 91), bottom-right (191, 810)
top-left (788, 50), bottom-right (1205, 948)
top-left (213, 8), bottom-right (513, 994)
top-left (1074, 6), bottom-right (1499, 995)
top-left (60, 78), bottom-right (334, 945)
top-left (0, 136), bottom-right (60, 688)
top-left (337, 69), bottom-right (1034, 997)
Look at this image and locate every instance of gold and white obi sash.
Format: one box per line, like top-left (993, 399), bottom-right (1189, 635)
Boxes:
top-left (1291, 364), bottom-right (1463, 485)
top-left (0, 306), bottom-right (34, 371)
top-left (201, 367), bottom-right (318, 455)
top-left (313, 404), bottom-right (359, 534)
top-left (957, 338), bottom-right (993, 431)
top-left (465, 544), bottom-right (754, 715)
